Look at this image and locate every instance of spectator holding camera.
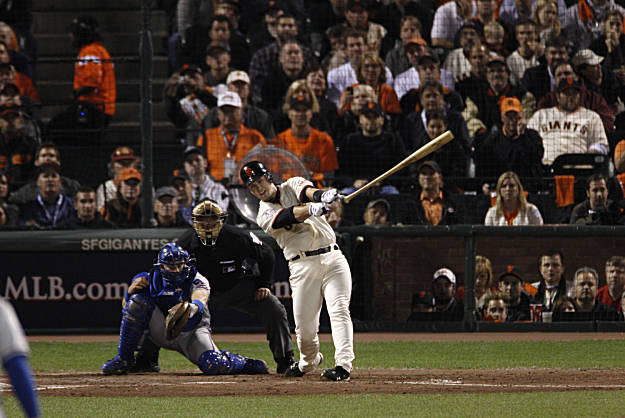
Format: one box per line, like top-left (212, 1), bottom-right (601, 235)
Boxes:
top-left (570, 173), bottom-right (622, 225)
top-left (164, 64), bottom-right (217, 144)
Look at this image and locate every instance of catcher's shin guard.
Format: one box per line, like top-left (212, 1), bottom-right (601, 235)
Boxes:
top-left (118, 293), bottom-right (154, 360)
top-left (198, 350), bottom-right (248, 375)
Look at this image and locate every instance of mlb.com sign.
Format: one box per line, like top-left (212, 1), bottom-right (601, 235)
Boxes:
top-left (2, 276), bottom-right (128, 302)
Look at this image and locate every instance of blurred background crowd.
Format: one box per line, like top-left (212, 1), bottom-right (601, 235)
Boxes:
top-left (1, 0), bottom-right (625, 230)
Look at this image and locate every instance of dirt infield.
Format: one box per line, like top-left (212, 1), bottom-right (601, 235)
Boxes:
top-left (17, 333), bottom-right (624, 397)
top-left (16, 369), bottom-right (625, 397)
top-left (26, 332), bottom-right (625, 343)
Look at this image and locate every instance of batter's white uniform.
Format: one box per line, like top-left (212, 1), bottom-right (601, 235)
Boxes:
top-left (0, 299), bottom-right (31, 416)
top-left (256, 177), bottom-right (354, 373)
top-left (527, 105), bottom-right (609, 165)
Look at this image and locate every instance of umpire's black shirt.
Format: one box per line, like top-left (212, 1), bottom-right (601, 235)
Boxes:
top-left (177, 225), bottom-right (275, 293)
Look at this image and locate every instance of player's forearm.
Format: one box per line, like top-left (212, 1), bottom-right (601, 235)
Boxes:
top-left (191, 288), bottom-right (209, 306)
top-left (293, 205), bottom-right (312, 222)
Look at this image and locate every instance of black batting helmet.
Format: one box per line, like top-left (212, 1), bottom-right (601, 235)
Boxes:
top-left (240, 160), bottom-right (272, 185)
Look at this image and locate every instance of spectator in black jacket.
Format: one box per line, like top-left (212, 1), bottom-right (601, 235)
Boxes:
top-left (531, 249), bottom-right (569, 312)
top-left (337, 101), bottom-right (406, 191)
top-left (521, 35), bottom-right (568, 105)
top-left (497, 266), bottom-right (531, 321)
top-left (570, 173), bottom-right (623, 225)
top-left (572, 267), bottom-right (620, 320)
top-left (63, 186), bottom-right (114, 229)
top-left (399, 160), bottom-right (463, 225)
top-left (474, 96), bottom-right (544, 178)
top-left (432, 267), bottom-right (464, 321)
top-left (400, 81), bottom-right (470, 166)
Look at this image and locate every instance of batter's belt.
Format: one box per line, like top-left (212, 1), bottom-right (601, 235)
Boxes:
top-left (289, 244), bottom-right (339, 262)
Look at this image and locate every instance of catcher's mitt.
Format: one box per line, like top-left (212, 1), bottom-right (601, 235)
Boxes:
top-left (165, 301), bottom-right (192, 340)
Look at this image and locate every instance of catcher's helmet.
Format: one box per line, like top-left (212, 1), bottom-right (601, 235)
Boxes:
top-left (192, 200), bottom-right (227, 246)
top-left (240, 160), bottom-right (272, 185)
top-left (157, 243), bottom-right (193, 284)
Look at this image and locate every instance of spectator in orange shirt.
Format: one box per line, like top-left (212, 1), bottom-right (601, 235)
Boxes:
top-left (274, 91), bottom-right (338, 184)
top-left (0, 63), bottom-right (38, 103)
top-left (343, 51), bottom-right (401, 116)
top-left (196, 91), bottom-right (266, 182)
top-left (70, 15), bottom-right (116, 124)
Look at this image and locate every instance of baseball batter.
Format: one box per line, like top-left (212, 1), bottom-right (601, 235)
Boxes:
top-left (241, 161), bottom-right (354, 381)
top-left (0, 299), bottom-right (40, 417)
top-left (102, 242), bottom-right (268, 375)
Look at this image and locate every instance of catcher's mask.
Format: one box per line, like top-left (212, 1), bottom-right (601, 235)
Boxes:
top-left (157, 243), bottom-right (192, 284)
top-left (240, 160), bottom-right (272, 185)
top-left (192, 200), bottom-right (227, 246)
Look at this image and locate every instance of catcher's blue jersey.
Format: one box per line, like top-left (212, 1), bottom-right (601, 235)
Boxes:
top-left (130, 268), bottom-right (210, 315)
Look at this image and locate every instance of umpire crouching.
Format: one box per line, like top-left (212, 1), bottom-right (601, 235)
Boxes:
top-left (136, 200), bottom-right (295, 373)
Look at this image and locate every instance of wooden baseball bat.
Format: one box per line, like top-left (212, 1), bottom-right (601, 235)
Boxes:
top-left (343, 130), bottom-right (454, 204)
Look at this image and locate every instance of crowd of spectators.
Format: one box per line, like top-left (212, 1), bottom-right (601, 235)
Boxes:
top-left (409, 253), bottom-right (625, 321)
top-left (3, 0), bottom-right (625, 230)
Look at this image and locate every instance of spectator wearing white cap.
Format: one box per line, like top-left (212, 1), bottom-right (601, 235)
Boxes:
top-left (202, 70), bottom-right (275, 141)
top-left (195, 91), bottom-right (267, 182)
top-left (431, 267), bottom-right (464, 321)
top-left (573, 48), bottom-right (625, 110)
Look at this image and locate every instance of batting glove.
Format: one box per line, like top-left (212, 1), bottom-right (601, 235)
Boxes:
top-left (320, 189), bottom-right (340, 204)
top-left (309, 202), bottom-right (329, 217)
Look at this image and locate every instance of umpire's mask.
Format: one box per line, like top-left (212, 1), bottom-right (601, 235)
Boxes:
top-left (192, 200), bottom-right (226, 246)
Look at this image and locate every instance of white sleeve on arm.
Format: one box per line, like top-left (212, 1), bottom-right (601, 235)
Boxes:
top-left (0, 300), bottom-right (29, 362)
top-left (587, 112), bottom-right (609, 155)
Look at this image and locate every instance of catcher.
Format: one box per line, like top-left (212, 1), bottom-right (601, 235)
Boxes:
top-left (101, 242), bottom-right (268, 375)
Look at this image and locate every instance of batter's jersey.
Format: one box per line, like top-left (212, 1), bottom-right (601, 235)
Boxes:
top-left (256, 177), bottom-right (336, 261)
top-left (527, 106), bottom-right (608, 165)
top-left (74, 42), bottom-right (116, 115)
top-left (0, 299), bottom-right (29, 363)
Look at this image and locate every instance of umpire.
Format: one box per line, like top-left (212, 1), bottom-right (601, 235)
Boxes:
top-left (136, 200), bottom-right (295, 373)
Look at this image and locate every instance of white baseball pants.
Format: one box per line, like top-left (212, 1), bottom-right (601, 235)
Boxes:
top-left (288, 249), bottom-right (354, 373)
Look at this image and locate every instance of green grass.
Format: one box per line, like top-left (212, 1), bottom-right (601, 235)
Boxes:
top-left (5, 392), bottom-right (625, 417)
top-left (30, 340), bottom-right (625, 372)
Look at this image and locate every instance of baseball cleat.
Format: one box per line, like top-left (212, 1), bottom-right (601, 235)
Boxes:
top-left (101, 356), bottom-right (135, 375)
top-left (276, 357), bottom-right (297, 374)
top-left (129, 358), bottom-right (160, 373)
top-left (321, 366), bottom-right (350, 381)
top-left (284, 362), bottom-right (305, 377)
top-left (241, 358), bottom-right (269, 374)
